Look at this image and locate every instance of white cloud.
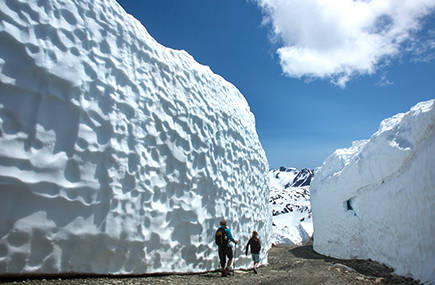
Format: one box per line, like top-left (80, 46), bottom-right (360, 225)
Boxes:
top-left (256, 0), bottom-right (435, 87)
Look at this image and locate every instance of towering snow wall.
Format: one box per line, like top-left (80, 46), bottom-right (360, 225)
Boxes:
top-left (0, 0), bottom-right (272, 275)
top-left (311, 100), bottom-right (435, 284)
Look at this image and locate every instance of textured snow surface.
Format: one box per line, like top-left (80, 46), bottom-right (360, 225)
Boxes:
top-left (269, 167), bottom-right (313, 245)
top-left (311, 100), bottom-right (435, 284)
top-left (0, 0), bottom-right (272, 275)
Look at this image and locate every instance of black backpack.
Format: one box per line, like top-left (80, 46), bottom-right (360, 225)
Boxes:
top-left (215, 227), bottom-right (228, 246)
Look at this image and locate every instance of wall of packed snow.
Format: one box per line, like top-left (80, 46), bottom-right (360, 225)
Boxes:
top-left (0, 0), bottom-right (272, 275)
top-left (311, 100), bottom-right (435, 284)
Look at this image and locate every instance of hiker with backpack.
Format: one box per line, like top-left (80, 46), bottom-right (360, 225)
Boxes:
top-left (215, 219), bottom-right (238, 277)
top-left (245, 230), bottom-right (261, 274)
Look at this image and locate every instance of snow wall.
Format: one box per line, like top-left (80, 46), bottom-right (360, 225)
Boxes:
top-left (311, 100), bottom-right (435, 284)
top-left (0, 0), bottom-right (272, 275)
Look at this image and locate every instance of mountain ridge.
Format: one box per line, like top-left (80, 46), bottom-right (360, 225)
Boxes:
top-left (269, 166), bottom-right (314, 245)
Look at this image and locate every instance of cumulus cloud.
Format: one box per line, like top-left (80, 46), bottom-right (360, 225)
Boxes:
top-left (255, 0), bottom-right (435, 87)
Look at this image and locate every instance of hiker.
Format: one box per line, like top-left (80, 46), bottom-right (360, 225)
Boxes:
top-left (216, 219), bottom-right (238, 277)
top-left (245, 230), bottom-right (261, 274)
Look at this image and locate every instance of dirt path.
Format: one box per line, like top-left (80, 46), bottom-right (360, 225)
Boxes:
top-left (0, 244), bottom-right (419, 285)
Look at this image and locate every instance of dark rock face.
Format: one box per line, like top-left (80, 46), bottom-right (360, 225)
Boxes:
top-left (281, 168), bottom-right (314, 188)
top-left (290, 168), bottom-right (315, 187)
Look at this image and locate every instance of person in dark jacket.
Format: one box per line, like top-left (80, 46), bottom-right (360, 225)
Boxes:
top-left (245, 230), bottom-right (261, 273)
top-left (218, 219), bottom-right (238, 277)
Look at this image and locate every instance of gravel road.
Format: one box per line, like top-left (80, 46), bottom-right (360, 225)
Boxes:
top-left (0, 243), bottom-right (420, 285)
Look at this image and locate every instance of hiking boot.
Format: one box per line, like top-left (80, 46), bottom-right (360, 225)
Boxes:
top-left (253, 268), bottom-right (258, 274)
top-left (221, 268), bottom-right (227, 277)
top-left (225, 267), bottom-right (232, 276)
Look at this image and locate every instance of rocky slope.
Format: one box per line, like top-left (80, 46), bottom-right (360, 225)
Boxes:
top-left (269, 167), bottom-right (314, 245)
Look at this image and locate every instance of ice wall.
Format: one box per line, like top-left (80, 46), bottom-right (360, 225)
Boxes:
top-left (0, 0), bottom-right (272, 275)
top-left (311, 100), bottom-right (435, 284)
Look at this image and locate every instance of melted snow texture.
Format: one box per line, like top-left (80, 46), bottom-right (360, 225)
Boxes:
top-left (269, 168), bottom-right (313, 245)
top-left (0, 0), bottom-right (272, 275)
top-left (311, 100), bottom-right (435, 284)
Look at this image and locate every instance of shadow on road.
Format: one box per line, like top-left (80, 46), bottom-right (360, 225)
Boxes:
top-left (288, 244), bottom-right (419, 284)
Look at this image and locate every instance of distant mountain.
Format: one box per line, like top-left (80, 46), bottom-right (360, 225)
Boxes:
top-left (288, 168), bottom-right (314, 187)
top-left (269, 167), bottom-right (314, 245)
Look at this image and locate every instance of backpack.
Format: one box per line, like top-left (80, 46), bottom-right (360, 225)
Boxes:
top-left (215, 227), bottom-right (228, 247)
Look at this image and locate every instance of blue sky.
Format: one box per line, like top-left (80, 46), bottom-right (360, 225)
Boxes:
top-left (116, 0), bottom-right (435, 170)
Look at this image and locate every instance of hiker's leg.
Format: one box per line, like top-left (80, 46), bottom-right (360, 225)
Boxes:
top-left (227, 257), bottom-right (233, 268)
top-left (252, 254), bottom-right (260, 273)
top-left (219, 247), bottom-right (227, 277)
top-left (223, 246), bottom-right (233, 268)
top-left (226, 246), bottom-right (234, 268)
top-left (218, 247), bottom-right (226, 268)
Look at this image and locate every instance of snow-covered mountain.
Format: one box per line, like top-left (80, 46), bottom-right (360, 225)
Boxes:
top-left (0, 0), bottom-right (272, 275)
top-left (269, 167), bottom-right (314, 245)
top-left (311, 99), bottom-right (435, 284)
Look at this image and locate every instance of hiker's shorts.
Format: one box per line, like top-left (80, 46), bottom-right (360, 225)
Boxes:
top-left (218, 246), bottom-right (233, 267)
top-left (251, 253), bottom-right (260, 263)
